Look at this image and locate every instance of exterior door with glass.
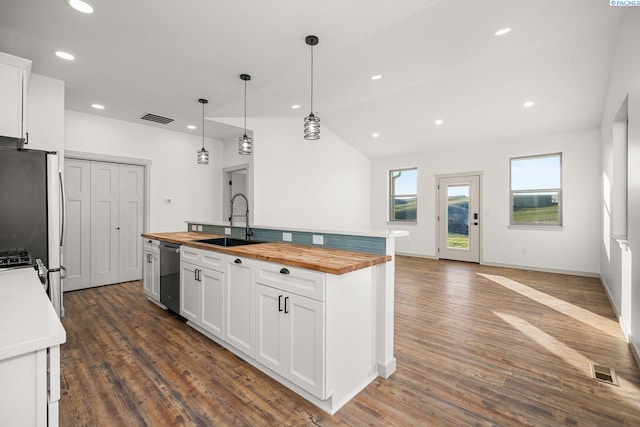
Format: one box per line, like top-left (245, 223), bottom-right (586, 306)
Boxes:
top-left (438, 175), bottom-right (480, 263)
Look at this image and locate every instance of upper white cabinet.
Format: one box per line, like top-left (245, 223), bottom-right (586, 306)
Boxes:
top-left (0, 52), bottom-right (31, 140)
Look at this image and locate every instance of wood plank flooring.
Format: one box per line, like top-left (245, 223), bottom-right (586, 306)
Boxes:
top-left (60, 257), bottom-right (640, 426)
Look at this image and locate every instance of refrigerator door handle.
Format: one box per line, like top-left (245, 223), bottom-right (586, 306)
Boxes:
top-left (59, 169), bottom-right (66, 247)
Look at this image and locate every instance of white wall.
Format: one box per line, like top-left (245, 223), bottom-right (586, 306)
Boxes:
top-left (371, 128), bottom-right (601, 275)
top-left (64, 110), bottom-right (224, 231)
top-left (216, 117), bottom-right (372, 232)
top-left (599, 9), bottom-right (640, 351)
top-left (26, 73), bottom-right (65, 153)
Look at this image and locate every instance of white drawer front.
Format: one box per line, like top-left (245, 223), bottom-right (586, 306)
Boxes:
top-left (180, 246), bottom-right (224, 272)
top-left (180, 246), bottom-right (200, 263)
top-left (256, 261), bottom-right (325, 301)
top-left (143, 238), bottom-right (160, 254)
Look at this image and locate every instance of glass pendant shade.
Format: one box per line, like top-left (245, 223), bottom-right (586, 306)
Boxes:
top-left (197, 147), bottom-right (209, 164)
top-left (239, 134), bottom-right (252, 155)
top-left (197, 98), bottom-right (209, 165)
top-left (304, 113), bottom-right (320, 140)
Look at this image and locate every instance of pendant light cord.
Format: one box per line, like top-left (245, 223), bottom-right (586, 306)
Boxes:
top-left (202, 101), bottom-right (205, 150)
top-left (310, 44), bottom-right (314, 114)
top-left (244, 79), bottom-right (247, 133)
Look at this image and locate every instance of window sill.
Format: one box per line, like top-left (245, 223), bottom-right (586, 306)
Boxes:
top-left (387, 221), bottom-right (418, 226)
top-left (508, 225), bottom-right (563, 231)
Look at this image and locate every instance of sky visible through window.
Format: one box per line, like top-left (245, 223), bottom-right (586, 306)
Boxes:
top-left (393, 169), bottom-right (417, 195)
top-left (511, 155), bottom-right (561, 190)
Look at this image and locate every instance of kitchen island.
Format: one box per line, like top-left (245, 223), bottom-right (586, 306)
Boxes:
top-left (141, 231), bottom-right (395, 414)
top-left (0, 268), bottom-right (66, 426)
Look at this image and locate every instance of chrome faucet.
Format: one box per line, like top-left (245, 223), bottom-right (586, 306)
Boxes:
top-left (230, 193), bottom-right (252, 240)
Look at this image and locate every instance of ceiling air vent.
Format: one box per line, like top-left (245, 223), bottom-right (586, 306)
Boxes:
top-left (139, 112), bottom-right (174, 125)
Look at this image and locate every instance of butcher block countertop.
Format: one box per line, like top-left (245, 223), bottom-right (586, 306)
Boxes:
top-left (141, 231), bottom-right (391, 275)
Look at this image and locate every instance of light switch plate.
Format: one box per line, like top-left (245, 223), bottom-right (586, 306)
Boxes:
top-left (225, 228), bottom-right (231, 235)
top-left (283, 232), bottom-right (292, 242)
top-left (312, 235), bottom-right (324, 245)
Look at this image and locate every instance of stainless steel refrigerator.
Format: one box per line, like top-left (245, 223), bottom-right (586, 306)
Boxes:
top-left (0, 147), bottom-right (65, 317)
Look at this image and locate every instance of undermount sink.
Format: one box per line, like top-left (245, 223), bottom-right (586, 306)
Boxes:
top-left (193, 237), bottom-right (265, 247)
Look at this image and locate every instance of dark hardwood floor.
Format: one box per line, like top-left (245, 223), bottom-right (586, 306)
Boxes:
top-left (60, 256), bottom-right (640, 426)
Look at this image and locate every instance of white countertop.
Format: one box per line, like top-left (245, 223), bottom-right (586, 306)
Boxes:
top-left (186, 220), bottom-right (410, 239)
top-left (0, 268), bottom-right (66, 361)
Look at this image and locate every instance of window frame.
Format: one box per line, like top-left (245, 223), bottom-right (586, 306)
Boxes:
top-left (509, 153), bottom-right (562, 227)
top-left (388, 167), bottom-right (418, 223)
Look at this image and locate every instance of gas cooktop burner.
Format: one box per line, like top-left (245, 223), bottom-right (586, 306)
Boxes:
top-left (0, 249), bottom-right (33, 268)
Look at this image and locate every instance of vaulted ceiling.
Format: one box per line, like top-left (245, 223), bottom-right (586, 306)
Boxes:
top-left (0, 0), bottom-right (625, 158)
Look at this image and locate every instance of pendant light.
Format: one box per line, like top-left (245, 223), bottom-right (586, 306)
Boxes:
top-left (197, 98), bottom-right (209, 165)
top-left (304, 35), bottom-right (320, 140)
top-left (238, 74), bottom-right (252, 155)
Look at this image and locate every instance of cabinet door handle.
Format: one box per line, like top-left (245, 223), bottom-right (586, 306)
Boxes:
top-left (234, 258), bottom-right (242, 264)
top-left (198, 269), bottom-right (202, 281)
top-left (146, 253), bottom-right (151, 263)
top-left (194, 269), bottom-right (198, 281)
top-left (278, 295), bottom-right (283, 312)
top-left (279, 268), bottom-right (290, 275)
top-left (284, 296), bottom-right (289, 314)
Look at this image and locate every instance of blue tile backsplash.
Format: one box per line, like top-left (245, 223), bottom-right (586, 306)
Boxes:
top-left (187, 223), bottom-right (386, 255)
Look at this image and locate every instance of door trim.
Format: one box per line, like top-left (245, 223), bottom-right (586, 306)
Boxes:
top-left (65, 150), bottom-right (151, 233)
top-left (435, 172), bottom-right (483, 263)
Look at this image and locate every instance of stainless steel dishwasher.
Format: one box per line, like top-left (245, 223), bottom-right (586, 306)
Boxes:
top-left (160, 242), bottom-right (181, 314)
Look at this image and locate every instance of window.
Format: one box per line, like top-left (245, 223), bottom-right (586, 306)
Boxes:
top-left (510, 153), bottom-right (562, 226)
top-left (389, 168), bottom-right (417, 221)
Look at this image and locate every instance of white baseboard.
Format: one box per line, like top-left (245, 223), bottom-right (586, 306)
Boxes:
top-left (630, 338), bottom-right (640, 370)
top-left (480, 261), bottom-right (599, 278)
top-left (395, 252), bottom-right (437, 259)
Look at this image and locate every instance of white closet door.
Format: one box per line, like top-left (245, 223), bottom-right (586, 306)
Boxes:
top-left (118, 164), bottom-right (144, 282)
top-left (63, 159), bottom-right (91, 291)
top-left (90, 161), bottom-right (120, 286)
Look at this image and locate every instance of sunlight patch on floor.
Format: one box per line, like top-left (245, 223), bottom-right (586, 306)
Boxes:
top-left (480, 273), bottom-right (620, 338)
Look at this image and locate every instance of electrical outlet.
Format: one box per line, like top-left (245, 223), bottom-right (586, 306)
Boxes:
top-left (283, 232), bottom-right (292, 242)
top-left (191, 224), bottom-right (197, 231)
top-left (225, 228), bottom-right (231, 235)
top-left (522, 248), bottom-right (527, 254)
top-left (197, 225), bottom-right (203, 232)
top-left (313, 235), bottom-right (324, 245)
top-left (165, 197), bottom-right (172, 205)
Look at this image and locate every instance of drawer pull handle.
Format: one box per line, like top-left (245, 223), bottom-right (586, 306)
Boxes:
top-left (284, 296), bottom-right (289, 314)
top-left (280, 268), bottom-right (290, 275)
top-left (234, 258), bottom-right (242, 264)
top-left (278, 295), bottom-right (283, 312)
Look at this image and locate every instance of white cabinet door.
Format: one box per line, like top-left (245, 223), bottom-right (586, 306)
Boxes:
top-left (63, 159), bottom-right (91, 291)
top-left (224, 256), bottom-right (255, 358)
top-left (256, 284), bottom-right (285, 373)
top-left (255, 284), bottom-right (326, 399)
top-left (0, 56), bottom-right (29, 140)
top-left (200, 267), bottom-right (224, 339)
top-left (286, 293), bottom-right (325, 398)
top-left (143, 250), bottom-right (160, 301)
top-left (180, 262), bottom-right (200, 323)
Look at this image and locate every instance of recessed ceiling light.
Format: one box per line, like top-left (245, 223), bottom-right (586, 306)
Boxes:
top-left (91, 104), bottom-right (105, 110)
top-left (55, 51), bottom-right (75, 61)
top-left (187, 125), bottom-right (196, 130)
top-left (372, 133), bottom-right (380, 138)
top-left (434, 119), bottom-right (444, 125)
top-left (494, 28), bottom-right (511, 36)
top-left (291, 104), bottom-right (300, 109)
top-left (523, 101), bottom-right (535, 108)
top-left (68, 0), bottom-right (94, 14)
top-left (371, 75), bottom-right (383, 81)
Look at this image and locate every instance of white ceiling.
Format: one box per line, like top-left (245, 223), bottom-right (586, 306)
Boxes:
top-left (0, 0), bottom-right (625, 158)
